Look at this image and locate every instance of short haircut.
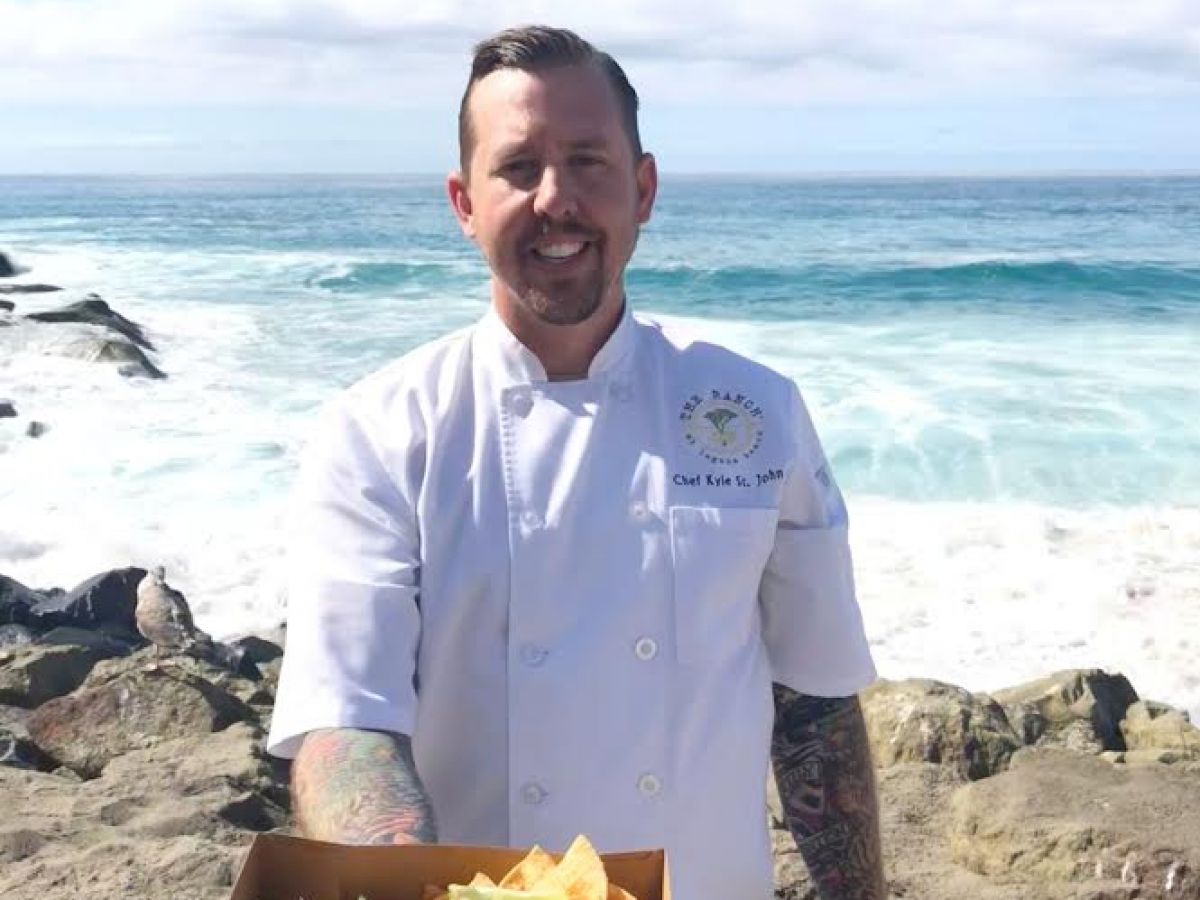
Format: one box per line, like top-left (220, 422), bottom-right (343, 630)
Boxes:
top-left (457, 25), bottom-right (643, 173)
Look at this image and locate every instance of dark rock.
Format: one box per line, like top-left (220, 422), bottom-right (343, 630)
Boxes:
top-left (28, 567), bottom-right (145, 632)
top-left (24, 297), bottom-right (155, 351)
top-left (0, 252), bottom-right (16, 278)
top-left (0, 284), bottom-right (61, 295)
top-left (27, 653), bottom-right (257, 777)
top-left (116, 350), bottom-right (167, 380)
top-left (0, 574), bottom-right (43, 626)
top-left (96, 621), bottom-right (148, 650)
top-left (0, 625), bottom-right (36, 649)
top-left (207, 642), bottom-right (262, 682)
top-left (229, 635), bottom-right (283, 665)
top-left (0, 705), bottom-right (54, 771)
top-left (994, 669), bottom-right (1140, 753)
top-left (0, 643), bottom-right (117, 708)
top-left (24, 421), bottom-right (47, 439)
top-left (0, 299), bottom-right (12, 312)
top-left (0, 400), bottom-right (16, 418)
top-left (36, 626), bottom-right (138, 656)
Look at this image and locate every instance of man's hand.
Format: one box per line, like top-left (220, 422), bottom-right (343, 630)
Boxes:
top-left (771, 684), bottom-right (886, 899)
top-left (290, 727), bottom-right (437, 845)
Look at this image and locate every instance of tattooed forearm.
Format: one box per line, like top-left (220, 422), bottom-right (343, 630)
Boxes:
top-left (771, 685), bottom-right (885, 900)
top-left (291, 728), bottom-right (437, 845)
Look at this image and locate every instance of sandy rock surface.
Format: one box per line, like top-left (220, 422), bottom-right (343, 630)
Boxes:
top-left (2, 594), bottom-right (1197, 900)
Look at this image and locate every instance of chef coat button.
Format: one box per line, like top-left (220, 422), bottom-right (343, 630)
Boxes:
top-left (520, 643), bottom-right (548, 667)
top-left (630, 501), bottom-right (651, 523)
top-left (634, 637), bottom-right (658, 661)
top-left (510, 392), bottom-right (533, 417)
top-left (637, 773), bottom-right (662, 796)
top-left (520, 782), bottom-right (548, 805)
top-left (521, 510), bottom-right (542, 530)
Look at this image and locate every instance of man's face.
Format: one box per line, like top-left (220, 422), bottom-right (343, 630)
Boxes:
top-left (448, 63), bottom-right (657, 327)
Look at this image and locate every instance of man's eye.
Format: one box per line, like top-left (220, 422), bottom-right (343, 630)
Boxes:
top-left (572, 155), bottom-right (604, 167)
top-left (501, 160), bottom-right (538, 177)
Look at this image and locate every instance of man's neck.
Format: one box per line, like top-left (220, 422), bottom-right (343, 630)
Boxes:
top-left (495, 292), bottom-right (624, 382)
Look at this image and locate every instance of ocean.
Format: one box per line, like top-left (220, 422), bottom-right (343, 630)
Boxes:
top-left (2, 174), bottom-right (1198, 720)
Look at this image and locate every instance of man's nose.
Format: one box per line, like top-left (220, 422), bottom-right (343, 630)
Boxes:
top-left (531, 165), bottom-right (578, 221)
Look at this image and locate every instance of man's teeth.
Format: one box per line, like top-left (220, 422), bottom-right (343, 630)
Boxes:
top-left (535, 241), bottom-right (586, 259)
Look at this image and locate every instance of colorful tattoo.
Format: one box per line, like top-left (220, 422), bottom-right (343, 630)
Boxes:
top-left (291, 728), bottom-right (437, 845)
top-left (771, 685), bottom-right (886, 899)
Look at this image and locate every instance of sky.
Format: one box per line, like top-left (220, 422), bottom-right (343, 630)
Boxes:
top-left (1, 0), bottom-right (1199, 175)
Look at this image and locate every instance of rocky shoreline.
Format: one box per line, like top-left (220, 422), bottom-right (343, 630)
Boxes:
top-left (1, 566), bottom-right (1198, 900)
top-left (1, 248), bottom-right (167, 442)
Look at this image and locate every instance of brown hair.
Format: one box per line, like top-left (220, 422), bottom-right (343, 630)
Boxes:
top-left (457, 25), bottom-right (643, 172)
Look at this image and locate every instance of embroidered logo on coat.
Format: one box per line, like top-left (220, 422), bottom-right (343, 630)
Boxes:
top-left (680, 390), bottom-right (765, 464)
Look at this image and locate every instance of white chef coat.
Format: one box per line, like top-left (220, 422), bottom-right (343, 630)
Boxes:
top-left (268, 303), bottom-right (876, 900)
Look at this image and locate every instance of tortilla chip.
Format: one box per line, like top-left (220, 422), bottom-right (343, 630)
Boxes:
top-left (499, 845), bottom-right (559, 890)
top-left (531, 835), bottom-right (607, 900)
top-left (606, 885), bottom-right (636, 900)
top-left (468, 873), bottom-right (498, 888)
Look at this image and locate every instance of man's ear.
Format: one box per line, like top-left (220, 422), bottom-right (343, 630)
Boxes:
top-left (635, 152), bottom-right (658, 225)
top-left (447, 170), bottom-right (475, 238)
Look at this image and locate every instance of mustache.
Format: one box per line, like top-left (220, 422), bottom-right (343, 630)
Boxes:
top-left (526, 220), bottom-right (599, 245)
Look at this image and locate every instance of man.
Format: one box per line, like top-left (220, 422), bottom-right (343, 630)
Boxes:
top-left (267, 25), bottom-right (885, 900)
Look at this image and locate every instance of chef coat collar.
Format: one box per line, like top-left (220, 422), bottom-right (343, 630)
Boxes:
top-left (476, 300), bottom-right (636, 385)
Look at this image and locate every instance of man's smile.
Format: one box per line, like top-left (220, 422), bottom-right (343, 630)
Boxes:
top-left (532, 240), bottom-right (588, 261)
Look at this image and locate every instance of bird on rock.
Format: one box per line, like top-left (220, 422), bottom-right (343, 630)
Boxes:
top-left (135, 566), bottom-right (213, 665)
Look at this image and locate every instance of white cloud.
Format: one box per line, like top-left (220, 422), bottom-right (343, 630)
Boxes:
top-left (0, 0), bottom-right (1197, 105)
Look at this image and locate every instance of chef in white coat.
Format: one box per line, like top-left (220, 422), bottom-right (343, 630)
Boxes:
top-left (269, 25), bottom-right (884, 900)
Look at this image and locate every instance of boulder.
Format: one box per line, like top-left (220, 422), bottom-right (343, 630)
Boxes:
top-left (0, 400), bottom-right (15, 418)
top-left (50, 334), bottom-right (166, 379)
top-left (25, 421), bottom-right (47, 439)
top-left (28, 567), bottom-right (145, 632)
top-left (948, 747), bottom-right (1200, 897)
top-left (0, 643), bottom-right (117, 708)
top-left (0, 252), bottom-right (16, 277)
top-left (0, 299), bottom-right (14, 311)
top-left (1120, 700), bottom-right (1200, 764)
top-left (0, 722), bottom-right (287, 900)
top-left (0, 574), bottom-right (44, 626)
top-left (24, 297), bottom-right (155, 351)
top-left (26, 652), bottom-right (257, 778)
top-left (860, 678), bottom-right (1022, 779)
top-left (0, 284), bottom-right (61, 295)
top-left (993, 670), bottom-right (1139, 753)
top-left (229, 634), bottom-right (284, 665)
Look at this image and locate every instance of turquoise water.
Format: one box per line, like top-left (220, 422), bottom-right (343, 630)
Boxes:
top-left (4, 174), bottom-right (1197, 507)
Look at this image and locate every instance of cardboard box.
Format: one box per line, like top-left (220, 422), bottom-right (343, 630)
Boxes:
top-left (230, 833), bottom-right (671, 900)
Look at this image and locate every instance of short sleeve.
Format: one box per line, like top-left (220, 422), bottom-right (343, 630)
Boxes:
top-left (759, 382), bottom-right (876, 697)
top-left (266, 393), bottom-right (422, 759)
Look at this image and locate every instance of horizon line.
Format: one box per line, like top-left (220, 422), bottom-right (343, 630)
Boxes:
top-left (3, 168), bottom-right (1200, 180)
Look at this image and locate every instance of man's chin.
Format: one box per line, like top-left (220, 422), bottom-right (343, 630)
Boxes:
top-left (519, 287), bottom-right (604, 326)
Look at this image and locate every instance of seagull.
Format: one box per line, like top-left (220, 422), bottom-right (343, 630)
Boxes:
top-left (135, 566), bottom-right (212, 667)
